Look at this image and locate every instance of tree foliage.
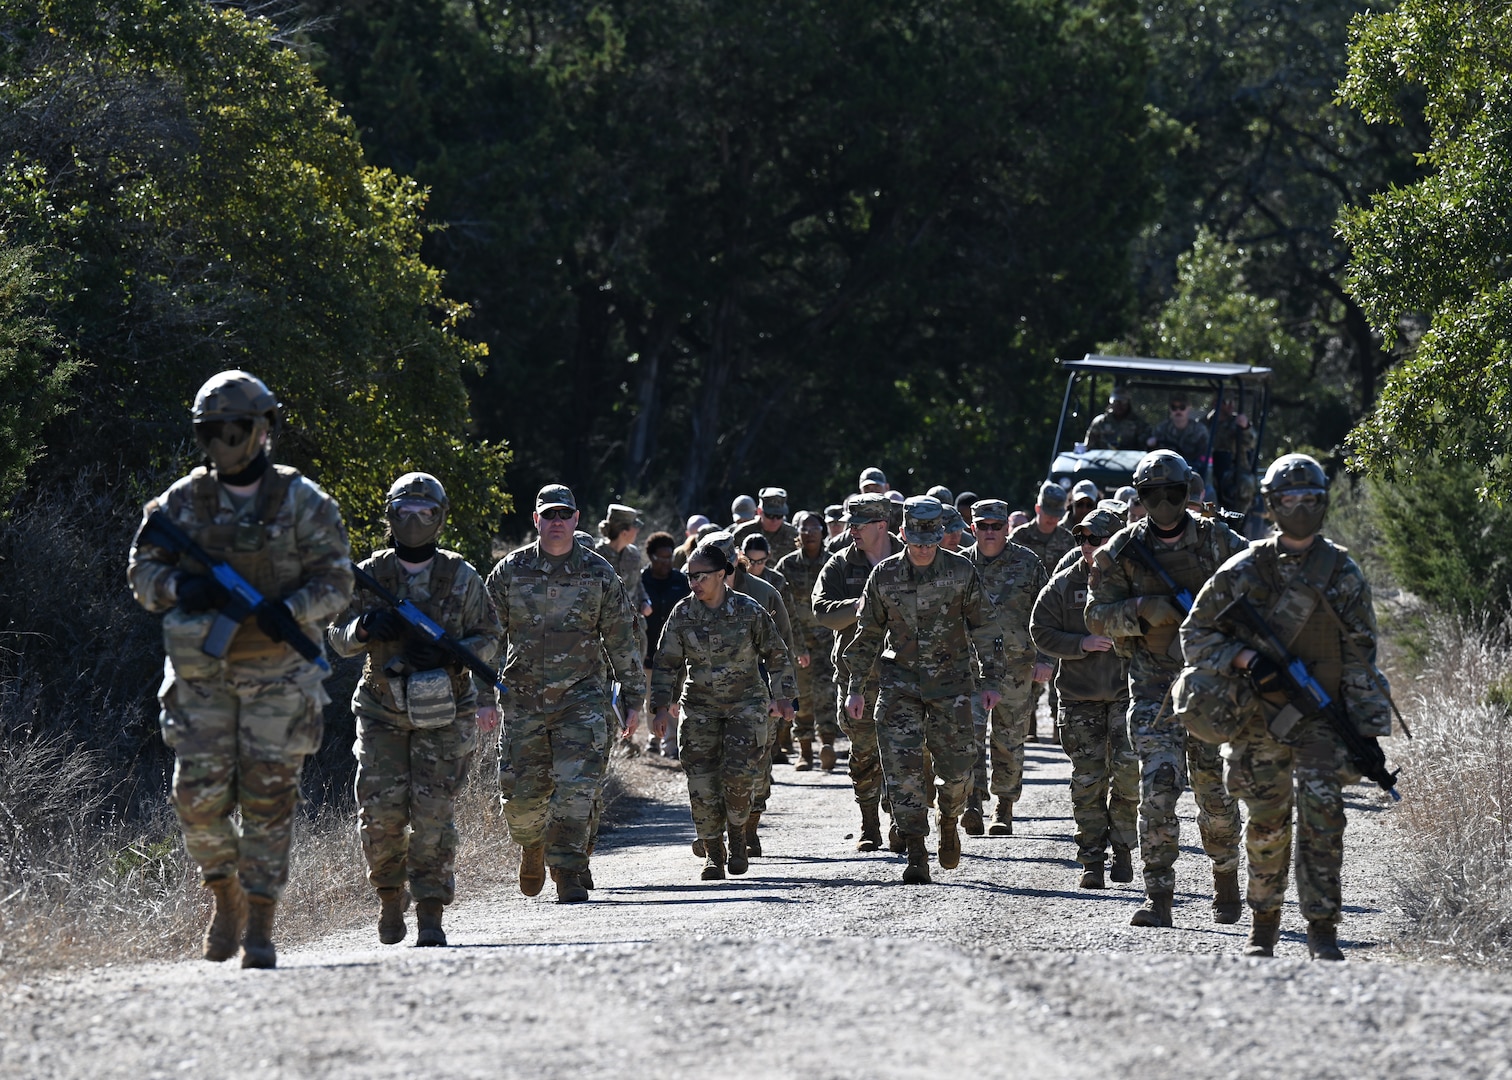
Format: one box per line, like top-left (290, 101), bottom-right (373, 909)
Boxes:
top-left (1341, 0), bottom-right (1512, 495)
top-left (0, 0), bottom-right (509, 560)
top-left (0, 244), bottom-right (80, 505)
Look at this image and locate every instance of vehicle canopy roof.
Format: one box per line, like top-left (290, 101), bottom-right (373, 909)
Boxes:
top-left (1061, 354), bottom-right (1271, 381)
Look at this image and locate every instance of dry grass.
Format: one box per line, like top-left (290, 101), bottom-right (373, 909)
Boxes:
top-left (1391, 613), bottom-right (1512, 966)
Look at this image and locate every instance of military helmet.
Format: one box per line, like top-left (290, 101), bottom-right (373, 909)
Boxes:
top-left (386, 471), bottom-right (448, 549)
top-left (192, 370), bottom-right (280, 475)
top-left (1262, 453), bottom-right (1329, 540)
top-left (1132, 450), bottom-right (1192, 490)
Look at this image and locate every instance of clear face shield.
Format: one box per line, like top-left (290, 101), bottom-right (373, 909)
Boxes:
top-left (387, 497), bottom-right (445, 547)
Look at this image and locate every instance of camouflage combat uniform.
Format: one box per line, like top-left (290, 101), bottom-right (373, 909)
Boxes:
top-left (965, 540), bottom-right (1046, 808)
top-left (128, 465), bottom-right (353, 899)
top-left (1151, 418), bottom-right (1211, 473)
top-left (844, 549), bottom-right (1002, 839)
top-left (1031, 557), bottom-right (1139, 868)
top-left (1010, 518), bottom-right (1076, 731)
top-left (594, 537), bottom-right (650, 613)
top-left (1085, 410), bottom-right (1149, 450)
top-left (1086, 513), bottom-right (1247, 893)
top-left (776, 545), bottom-right (840, 745)
top-left (1209, 412), bottom-right (1259, 512)
top-left (329, 549), bottom-right (501, 904)
top-left (485, 540), bottom-right (644, 873)
top-left (732, 518), bottom-right (800, 563)
top-left (1181, 536), bottom-right (1391, 925)
top-left (732, 565), bottom-right (792, 816)
top-left (814, 534), bottom-right (905, 813)
top-left (650, 590), bottom-right (795, 840)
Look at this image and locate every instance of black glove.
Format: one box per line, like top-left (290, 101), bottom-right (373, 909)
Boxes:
top-left (404, 638), bottom-right (451, 671)
top-left (255, 602), bottom-right (295, 643)
top-left (1247, 654), bottom-right (1288, 698)
top-left (176, 574), bottom-right (228, 614)
top-left (359, 609), bottom-right (406, 643)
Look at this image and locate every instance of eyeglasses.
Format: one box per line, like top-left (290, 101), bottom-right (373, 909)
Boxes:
top-left (538, 507), bottom-right (575, 521)
top-left (687, 569), bottom-right (721, 584)
top-left (746, 556), bottom-right (768, 569)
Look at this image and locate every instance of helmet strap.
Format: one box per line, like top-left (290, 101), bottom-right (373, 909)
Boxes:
top-left (216, 450), bottom-right (269, 487)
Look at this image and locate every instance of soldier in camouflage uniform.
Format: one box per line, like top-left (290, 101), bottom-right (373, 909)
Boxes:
top-left (652, 543), bottom-right (796, 879)
top-left (732, 487), bottom-right (800, 562)
top-left (1149, 395), bottom-right (1211, 473)
top-left (484, 485), bottom-right (643, 903)
top-left (1084, 387), bottom-right (1149, 450)
top-left (1010, 482), bottom-right (1076, 740)
top-left (964, 499), bottom-right (1049, 837)
top-left (814, 493), bottom-right (904, 851)
top-left (845, 497), bottom-right (1003, 884)
top-left (1180, 454), bottom-right (1393, 960)
top-left (1207, 397), bottom-right (1259, 514)
top-left (742, 531), bottom-right (795, 760)
top-left (330, 473), bottom-right (501, 947)
top-left (824, 504), bottom-right (846, 542)
top-left (128, 371), bottom-right (353, 969)
top-left (776, 512), bottom-right (840, 771)
top-left (1086, 450), bottom-right (1247, 928)
top-left (1030, 508), bottom-right (1139, 889)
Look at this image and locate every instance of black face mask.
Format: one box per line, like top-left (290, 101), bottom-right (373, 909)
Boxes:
top-left (1138, 483), bottom-right (1189, 529)
top-left (217, 450), bottom-right (270, 487)
top-left (395, 541), bottom-right (438, 562)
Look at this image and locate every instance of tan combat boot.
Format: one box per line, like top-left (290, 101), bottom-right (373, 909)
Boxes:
top-left (1307, 921), bottom-right (1345, 961)
top-left (727, 823), bottom-right (750, 876)
top-left (1110, 844), bottom-right (1134, 883)
top-left (1245, 909), bottom-right (1282, 957)
top-left (795, 739), bottom-right (815, 772)
top-left (856, 803), bottom-right (883, 852)
top-left (937, 815), bottom-right (961, 870)
top-left (1130, 890), bottom-right (1174, 928)
top-left (779, 718), bottom-right (795, 755)
top-left (415, 898), bottom-right (446, 947)
top-left (745, 811), bottom-right (763, 858)
top-left (519, 844), bottom-right (546, 897)
top-left (902, 836), bottom-right (932, 885)
top-left (1079, 863), bottom-right (1106, 890)
top-left (550, 867), bottom-right (589, 903)
top-left (988, 800), bottom-right (1013, 836)
top-left (377, 886), bottom-right (409, 945)
top-left (202, 875), bottom-right (246, 962)
top-left (701, 836), bottom-right (727, 880)
top-left (819, 741), bottom-right (837, 772)
top-left (240, 894), bottom-right (277, 969)
top-left (582, 840), bottom-right (595, 891)
top-left (961, 793), bottom-right (985, 837)
top-left (888, 819), bottom-right (907, 854)
top-left (1212, 867), bottom-right (1243, 924)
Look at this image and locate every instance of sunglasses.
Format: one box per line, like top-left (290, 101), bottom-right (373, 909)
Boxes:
top-left (538, 507), bottom-right (575, 521)
top-left (195, 419), bottom-right (254, 443)
top-left (974, 521), bottom-right (1007, 531)
top-left (746, 556), bottom-right (768, 568)
top-left (1169, 403), bottom-right (1189, 412)
top-left (1076, 534), bottom-right (1109, 547)
top-left (687, 569), bottom-right (722, 584)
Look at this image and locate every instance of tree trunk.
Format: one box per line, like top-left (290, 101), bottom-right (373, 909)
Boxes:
top-left (679, 292), bottom-right (738, 516)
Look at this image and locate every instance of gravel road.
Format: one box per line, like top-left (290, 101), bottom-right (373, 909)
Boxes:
top-left (4, 736), bottom-right (1510, 1079)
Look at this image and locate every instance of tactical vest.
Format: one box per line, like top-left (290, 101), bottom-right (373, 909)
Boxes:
top-left (1251, 538), bottom-right (1344, 699)
top-left (1125, 520), bottom-right (1216, 659)
top-left (358, 549), bottom-right (467, 705)
top-left (185, 465), bottom-right (299, 663)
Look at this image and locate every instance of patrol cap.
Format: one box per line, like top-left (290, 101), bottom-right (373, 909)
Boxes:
top-left (955, 491), bottom-right (978, 511)
top-left (1097, 497), bottom-right (1129, 515)
top-left (943, 507), bottom-right (967, 534)
top-left (600, 503), bottom-right (643, 530)
top-left (759, 486), bottom-right (789, 515)
top-left (793, 509), bottom-right (822, 532)
top-left (1115, 485), bottom-right (1140, 506)
top-left (842, 492), bottom-right (889, 524)
top-left (731, 494), bottom-right (757, 521)
top-left (702, 529), bottom-right (737, 562)
top-left (1070, 479), bottom-right (1100, 504)
top-left (1109, 386), bottom-right (1132, 405)
top-left (824, 503), bottom-right (844, 522)
top-left (926, 485), bottom-right (955, 506)
top-left (1037, 481), bottom-right (1068, 510)
top-left (858, 466), bottom-right (888, 490)
top-left (971, 498), bottom-right (1009, 523)
top-left (1073, 508), bottom-right (1123, 540)
top-left (685, 513), bottom-right (710, 533)
top-left (536, 484), bottom-right (577, 513)
top-left (886, 490), bottom-right (905, 504)
top-left (695, 522), bottom-right (721, 541)
top-left (902, 496), bottom-right (946, 545)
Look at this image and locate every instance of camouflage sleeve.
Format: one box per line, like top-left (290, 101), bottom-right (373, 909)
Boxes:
top-left (775, 555), bottom-right (817, 639)
top-left (1179, 561), bottom-right (1249, 675)
top-left (649, 605), bottom-right (688, 712)
top-left (455, 563), bottom-right (503, 664)
top-left (842, 571), bottom-right (887, 697)
top-left (598, 575), bottom-right (647, 703)
top-left (1084, 416), bottom-right (1108, 449)
top-left (754, 605), bottom-right (797, 700)
top-left (1085, 544), bottom-right (1143, 638)
top-left (1331, 557), bottom-right (1392, 736)
top-left (1030, 576), bottom-right (1088, 661)
top-left (280, 479), bottom-right (354, 627)
top-left (327, 554), bottom-right (383, 659)
top-left (126, 490), bottom-right (182, 613)
top-left (1238, 421), bottom-right (1258, 458)
top-left (1214, 520), bottom-right (1250, 563)
top-left (812, 554), bottom-right (860, 632)
top-left (963, 567), bottom-right (1003, 693)
top-left (770, 590), bottom-right (795, 654)
top-left (1028, 558), bottom-right (1051, 666)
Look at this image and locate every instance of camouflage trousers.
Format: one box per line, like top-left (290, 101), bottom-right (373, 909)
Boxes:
top-left (157, 673), bottom-right (322, 899)
top-left (752, 706), bottom-right (779, 814)
top-left (498, 695), bottom-right (609, 872)
top-left (354, 712), bottom-right (475, 904)
top-left (838, 680), bottom-right (884, 810)
top-left (1128, 694), bottom-right (1242, 892)
top-left (1058, 698), bottom-right (1140, 866)
top-left (793, 650), bottom-right (840, 743)
top-left (679, 704), bottom-right (770, 840)
top-left (1223, 715), bottom-right (1349, 926)
top-left (875, 687), bottom-right (977, 839)
top-left (971, 670), bottom-right (1034, 804)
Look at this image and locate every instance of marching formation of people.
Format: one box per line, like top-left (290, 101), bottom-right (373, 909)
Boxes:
top-left (127, 371), bottom-right (1398, 970)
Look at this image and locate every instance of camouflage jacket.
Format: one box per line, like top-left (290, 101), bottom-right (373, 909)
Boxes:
top-left (1008, 520), bottom-right (1077, 576)
top-left (594, 537), bottom-right (649, 611)
top-left (1180, 536), bottom-right (1392, 736)
top-left (1151, 418), bottom-right (1211, 471)
top-left (967, 541), bottom-right (1046, 673)
top-left (329, 549), bottom-right (501, 725)
top-left (732, 519), bottom-right (800, 562)
top-left (813, 534), bottom-right (904, 687)
top-left (128, 464), bottom-right (353, 682)
top-left (649, 589), bottom-right (796, 714)
top-left (774, 547), bottom-right (835, 657)
top-left (484, 540), bottom-right (645, 710)
top-left (1031, 557), bottom-right (1127, 702)
top-left (1085, 411), bottom-right (1149, 450)
top-left (732, 567), bottom-right (794, 653)
top-left (1086, 513), bottom-right (1248, 694)
top-left (844, 548), bottom-right (1002, 700)
top-left (1209, 413), bottom-right (1258, 462)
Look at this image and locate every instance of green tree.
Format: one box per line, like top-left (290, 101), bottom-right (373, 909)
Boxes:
top-left (1341, 0), bottom-right (1512, 496)
top-left (0, 244), bottom-right (80, 505)
top-left (0, 0), bottom-right (509, 560)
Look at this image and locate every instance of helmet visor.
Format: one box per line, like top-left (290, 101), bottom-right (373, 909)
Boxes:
top-left (194, 418), bottom-right (254, 448)
top-left (1275, 489), bottom-right (1326, 511)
